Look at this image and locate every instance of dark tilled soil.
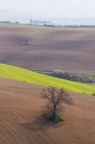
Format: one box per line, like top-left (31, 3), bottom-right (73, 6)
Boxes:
top-left (0, 27), bottom-right (95, 73)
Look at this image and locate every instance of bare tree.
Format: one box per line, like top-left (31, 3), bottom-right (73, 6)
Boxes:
top-left (25, 40), bottom-right (29, 45)
top-left (41, 86), bottom-right (72, 122)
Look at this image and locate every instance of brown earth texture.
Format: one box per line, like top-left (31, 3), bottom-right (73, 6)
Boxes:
top-left (0, 78), bottom-right (95, 144)
top-left (0, 26), bottom-right (95, 73)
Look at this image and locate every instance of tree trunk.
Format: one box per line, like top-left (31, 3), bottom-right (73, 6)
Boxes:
top-left (52, 105), bottom-right (56, 120)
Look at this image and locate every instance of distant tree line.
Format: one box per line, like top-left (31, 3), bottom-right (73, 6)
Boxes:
top-left (64, 25), bottom-right (95, 28)
top-left (0, 21), bottom-right (11, 23)
top-left (51, 71), bottom-right (95, 84)
top-left (38, 70), bottom-right (95, 84)
top-left (0, 21), bottom-right (19, 24)
top-left (44, 24), bottom-right (95, 28)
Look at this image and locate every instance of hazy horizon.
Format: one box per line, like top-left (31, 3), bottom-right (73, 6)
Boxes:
top-left (0, 0), bottom-right (95, 24)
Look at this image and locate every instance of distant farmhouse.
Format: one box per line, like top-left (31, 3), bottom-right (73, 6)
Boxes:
top-left (30, 19), bottom-right (51, 26)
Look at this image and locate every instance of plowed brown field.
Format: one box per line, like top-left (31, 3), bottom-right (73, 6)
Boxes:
top-left (0, 78), bottom-right (95, 144)
top-left (0, 26), bottom-right (95, 73)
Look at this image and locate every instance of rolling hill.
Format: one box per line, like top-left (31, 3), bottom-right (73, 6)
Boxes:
top-left (0, 63), bottom-right (95, 95)
top-left (0, 78), bottom-right (95, 144)
top-left (0, 26), bottom-right (95, 73)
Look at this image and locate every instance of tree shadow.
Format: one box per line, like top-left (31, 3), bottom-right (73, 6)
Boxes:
top-left (21, 43), bottom-right (30, 46)
top-left (21, 114), bottom-right (63, 132)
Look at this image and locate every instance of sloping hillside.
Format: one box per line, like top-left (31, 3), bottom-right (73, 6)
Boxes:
top-left (0, 26), bottom-right (95, 73)
top-left (0, 78), bottom-right (95, 144)
top-left (0, 63), bottom-right (95, 95)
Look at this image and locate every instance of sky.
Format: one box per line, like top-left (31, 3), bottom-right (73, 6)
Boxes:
top-left (0, 0), bottom-right (95, 22)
